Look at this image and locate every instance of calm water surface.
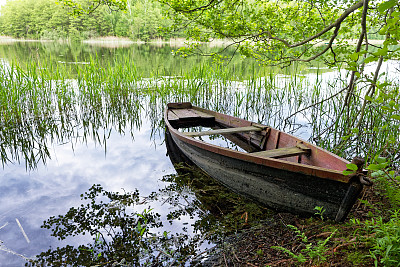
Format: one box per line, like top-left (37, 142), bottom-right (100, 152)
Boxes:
top-left (0, 105), bottom-right (178, 265)
top-left (0, 42), bottom-right (238, 265)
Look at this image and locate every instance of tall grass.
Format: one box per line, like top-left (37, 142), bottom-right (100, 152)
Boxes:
top-left (1, 54), bottom-right (398, 171)
top-left (0, 56), bottom-right (144, 169)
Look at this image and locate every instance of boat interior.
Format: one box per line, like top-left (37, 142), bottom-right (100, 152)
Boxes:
top-left (167, 102), bottom-right (320, 166)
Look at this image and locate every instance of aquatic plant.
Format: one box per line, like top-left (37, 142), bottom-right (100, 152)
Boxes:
top-left (1, 52), bottom-right (399, 174)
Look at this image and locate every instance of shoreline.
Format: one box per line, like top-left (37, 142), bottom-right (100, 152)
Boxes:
top-left (0, 36), bottom-right (233, 48)
top-left (0, 36), bottom-right (386, 48)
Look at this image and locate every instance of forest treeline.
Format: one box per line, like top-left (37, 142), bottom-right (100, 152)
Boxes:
top-left (0, 0), bottom-right (182, 41)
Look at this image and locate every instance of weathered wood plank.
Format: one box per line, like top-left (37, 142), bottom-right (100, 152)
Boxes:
top-left (183, 126), bottom-right (263, 137)
top-left (171, 109), bottom-right (201, 120)
top-left (251, 144), bottom-right (311, 159)
top-left (167, 110), bottom-right (179, 121)
top-left (168, 102), bottom-right (192, 109)
top-left (296, 142), bottom-right (311, 151)
top-left (193, 109), bottom-right (215, 119)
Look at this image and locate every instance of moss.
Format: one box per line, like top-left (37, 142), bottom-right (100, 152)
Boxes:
top-left (346, 251), bottom-right (370, 266)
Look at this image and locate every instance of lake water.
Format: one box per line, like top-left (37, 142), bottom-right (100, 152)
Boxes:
top-left (0, 41), bottom-right (398, 265)
top-left (0, 103), bottom-right (172, 264)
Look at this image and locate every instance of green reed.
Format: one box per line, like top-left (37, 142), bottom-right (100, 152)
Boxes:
top-left (0, 55), bottom-right (145, 169)
top-left (0, 60), bottom-right (69, 168)
top-left (1, 52), bottom-right (398, 169)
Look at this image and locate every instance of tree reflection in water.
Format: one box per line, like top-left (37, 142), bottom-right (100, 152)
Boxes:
top-left (27, 184), bottom-right (203, 266)
top-left (26, 163), bottom-right (273, 266)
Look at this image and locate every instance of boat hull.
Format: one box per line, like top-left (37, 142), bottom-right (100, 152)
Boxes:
top-left (164, 103), bottom-right (365, 222)
top-left (167, 130), bottom-right (362, 221)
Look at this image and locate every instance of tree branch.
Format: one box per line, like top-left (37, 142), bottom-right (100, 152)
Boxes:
top-left (164, 0), bottom-right (224, 13)
top-left (262, 1), bottom-right (364, 48)
top-left (354, 55), bottom-right (384, 129)
top-left (354, 6), bottom-right (394, 129)
top-left (343, 0), bottom-right (369, 107)
top-left (284, 86), bottom-right (349, 125)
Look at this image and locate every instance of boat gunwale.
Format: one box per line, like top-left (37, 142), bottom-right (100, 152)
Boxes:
top-left (164, 105), bottom-right (351, 184)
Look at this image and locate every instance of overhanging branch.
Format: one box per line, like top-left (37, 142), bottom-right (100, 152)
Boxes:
top-left (262, 0), bottom-right (364, 48)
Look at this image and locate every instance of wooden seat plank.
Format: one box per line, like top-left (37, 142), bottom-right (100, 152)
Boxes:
top-left (167, 110), bottom-right (180, 122)
top-left (192, 109), bottom-right (215, 119)
top-left (251, 144), bottom-right (311, 159)
top-left (168, 102), bottom-right (192, 109)
top-left (171, 109), bottom-right (201, 120)
top-left (183, 126), bottom-right (264, 137)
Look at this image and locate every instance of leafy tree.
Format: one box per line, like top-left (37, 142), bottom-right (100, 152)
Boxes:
top-left (58, 0), bottom-right (127, 15)
top-left (0, 0), bottom-right (178, 40)
top-left (156, 0), bottom-right (400, 157)
top-left (65, 0), bottom-right (399, 130)
top-left (0, 0), bottom-right (31, 37)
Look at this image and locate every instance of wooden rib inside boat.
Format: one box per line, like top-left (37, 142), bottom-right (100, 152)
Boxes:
top-left (165, 102), bottom-right (371, 222)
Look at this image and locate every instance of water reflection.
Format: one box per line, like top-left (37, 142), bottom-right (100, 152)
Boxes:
top-left (0, 116), bottom-right (173, 265)
top-left (0, 109), bottom-right (273, 265)
top-left (23, 140), bottom-right (273, 266)
top-left (27, 185), bottom-right (190, 266)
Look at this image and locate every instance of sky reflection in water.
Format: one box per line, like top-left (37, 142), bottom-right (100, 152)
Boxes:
top-left (0, 119), bottom-right (176, 265)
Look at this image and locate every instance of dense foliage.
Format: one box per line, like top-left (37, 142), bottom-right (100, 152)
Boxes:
top-left (159, 0), bottom-right (400, 171)
top-left (0, 0), bottom-right (180, 40)
top-left (154, 1), bottom-right (400, 266)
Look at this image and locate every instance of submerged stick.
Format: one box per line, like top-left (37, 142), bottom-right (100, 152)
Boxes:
top-left (0, 242), bottom-right (31, 261)
top-left (15, 218), bottom-right (30, 244)
top-left (0, 222), bottom-right (9, 230)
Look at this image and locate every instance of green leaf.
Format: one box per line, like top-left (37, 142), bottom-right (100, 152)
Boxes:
top-left (343, 170), bottom-right (355, 176)
top-left (378, 0), bottom-right (397, 13)
top-left (140, 227), bottom-right (146, 236)
top-left (374, 46), bottom-right (389, 57)
top-left (376, 157), bottom-right (387, 164)
top-left (367, 164), bottom-right (381, 171)
top-left (379, 25), bottom-right (389, 35)
top-left (383, 38), bottom-right (399, 46)
top-left (346, 163), bottom-right (358, 171)
top-left (391, 114), bottom-right (400, 120)
top-left (371, 170), bottom-right (386, 178)
top-left (365, 95), bottom-right (374, 101)
top-left (364, 56), bottom-right (377, 64)
top-left (350, 52), bottom-right (359, 61)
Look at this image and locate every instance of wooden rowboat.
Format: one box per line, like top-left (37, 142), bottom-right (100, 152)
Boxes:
top-left (165, 102), bottom-right (370, 222)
